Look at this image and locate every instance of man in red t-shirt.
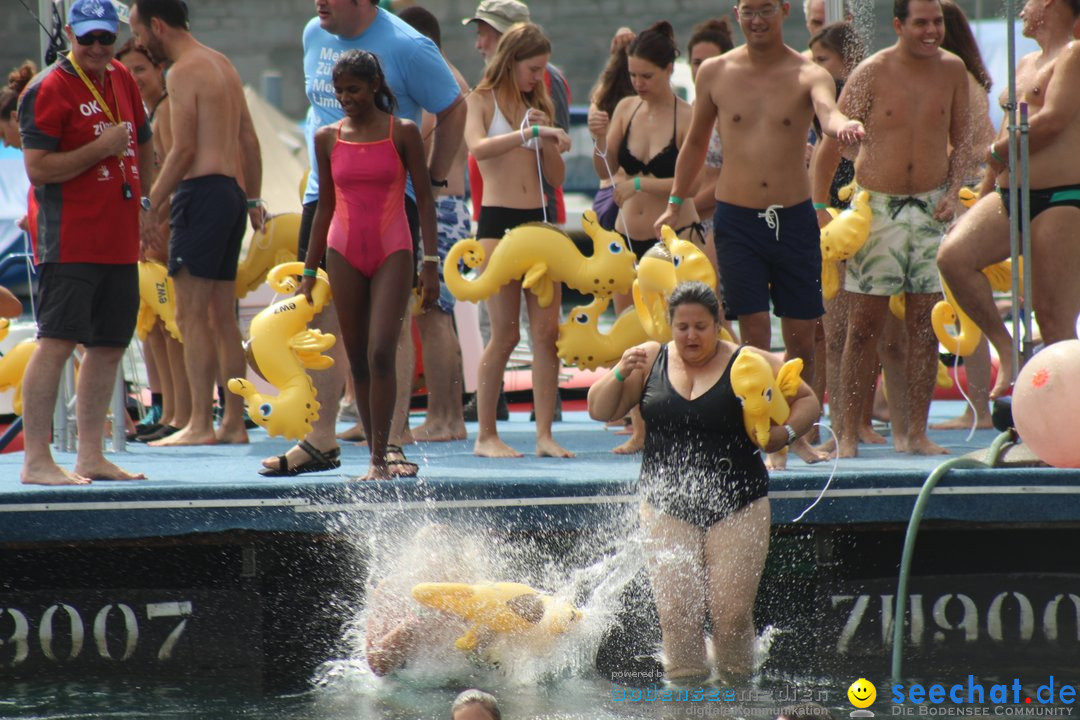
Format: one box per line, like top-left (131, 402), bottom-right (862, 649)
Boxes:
top-left (17, 0), bottom-right (155, 486)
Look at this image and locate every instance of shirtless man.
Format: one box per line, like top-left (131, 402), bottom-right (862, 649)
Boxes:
top-left (814, 0), bottom-right (969, 458)
top-left (130, 0), bottom-right (263, 447)
top-left (656, 0), bottom-right (864, 468)
top-left (938, 0), bottom-right (1080, 399)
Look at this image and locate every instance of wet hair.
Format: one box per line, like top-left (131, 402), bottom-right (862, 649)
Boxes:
top-left (940, 0), bottom-right (992, 91)
top-left (0, 60), bottom-right (36, 121)
top-left (398, 6), bottom-right (441, 49)
top-left (589, 44), bottom-right (634, 117)
top-left (475, 23), bottom-right (554, 126)
top-left (115, 37), bottom-right (160, 67)
top-left (688, 17), bottom-right (735, 56)
top-left (808, 21), bottom-right (867, 74)
top-left (628, 21), bottom-right (678, 70)
top-left (894, 0), bottom-right (942, 23)
top-left (667, 281), bottom-right (721, 325)
top-left (332, 50), bottom-right (397, 114)
top-left (451, 689), bottom-right (501, 720)
top-left (133, 0), bottom-right (190, 30)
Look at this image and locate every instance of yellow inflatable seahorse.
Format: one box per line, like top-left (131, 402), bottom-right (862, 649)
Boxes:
top-left (444, 209), bottom-right (636, 308)
top-left (136, 261), bottom-right (182, 342)
top-left (931, 277), bottom-right (982, 357)
top-left (0, 339), bottom-right (35, 416)
top-left (227, 262), bottom-right (336, 441)
top-left (556, 296), bottom-right (650, 371)
top-left (633, 225), bottom-right (718, 341)
top-left (730, 350), bottom-right (803, 450)
top-left (235, 213), bottom-right (302, 300)
top-left (820, 190), bottom-right (873, 299)
top-left (411, 581), bottom-right (583, 653)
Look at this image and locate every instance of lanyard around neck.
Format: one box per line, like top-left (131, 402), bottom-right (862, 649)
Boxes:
top-left (67, 52), bottom-right (122, 127)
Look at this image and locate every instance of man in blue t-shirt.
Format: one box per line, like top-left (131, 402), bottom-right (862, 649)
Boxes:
top-left (259, 0), bottom-right (465, 478)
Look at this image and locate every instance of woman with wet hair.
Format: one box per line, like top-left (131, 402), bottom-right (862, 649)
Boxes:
top-left (588, 281), bottom-right (820, 679)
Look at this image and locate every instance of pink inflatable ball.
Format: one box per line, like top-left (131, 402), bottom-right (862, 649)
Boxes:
top-left (1011, 339), bottom-right (1080, 468)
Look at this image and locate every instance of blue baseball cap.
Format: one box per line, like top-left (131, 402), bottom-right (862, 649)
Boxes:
top-left (68, 0), bottom-right (120, 37)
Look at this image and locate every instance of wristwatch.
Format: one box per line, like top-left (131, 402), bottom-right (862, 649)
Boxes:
top-left (782, 424), bottom-right (798, 447)
top-left (140, 196), bottom-right (152, 212)
top-left (430, 177), bottom-right (448, 188)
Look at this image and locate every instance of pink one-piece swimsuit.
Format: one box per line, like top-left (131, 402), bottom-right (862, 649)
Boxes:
top-left (327, 116), bottom-right (412, 277)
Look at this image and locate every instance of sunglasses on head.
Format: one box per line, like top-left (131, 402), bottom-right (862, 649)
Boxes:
top-left (76, 31), bottom-right (118, 46)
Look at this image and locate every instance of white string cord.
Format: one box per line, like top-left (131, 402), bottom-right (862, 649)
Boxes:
top-left (519, 112), bottom-right (548, 224)
top-left (789, 422), bottom-right (840, 523)
top-left (592, 137), bottom-right (634, 247)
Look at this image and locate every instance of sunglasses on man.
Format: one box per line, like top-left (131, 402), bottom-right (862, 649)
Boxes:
top-left (76, 31), bottom-right (118, 46)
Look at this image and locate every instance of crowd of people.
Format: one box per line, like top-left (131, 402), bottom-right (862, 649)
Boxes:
top-left (4, 0), bottom-right (1080, 684)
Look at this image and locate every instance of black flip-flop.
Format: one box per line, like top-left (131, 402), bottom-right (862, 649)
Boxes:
top-left (135, 424), bottom-right (180, 443)
top-left (259, 440), bottom-right (342, 477)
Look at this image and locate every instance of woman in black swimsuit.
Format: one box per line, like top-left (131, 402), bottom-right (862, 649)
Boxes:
top-left (587, 282), bottom-right (820, 679)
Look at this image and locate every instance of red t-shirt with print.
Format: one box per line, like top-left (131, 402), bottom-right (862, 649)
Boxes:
top-left (18, 55), bottom-right (150, 264)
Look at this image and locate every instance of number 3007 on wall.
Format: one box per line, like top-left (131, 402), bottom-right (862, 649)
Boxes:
top-left (0, 601), bottom-right (192, 666)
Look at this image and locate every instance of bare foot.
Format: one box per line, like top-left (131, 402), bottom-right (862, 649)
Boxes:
top-left (860, 425), bottom-right (887, 444)
top-left (215, 426), bottom-right (249, 444)
top-left (929, 412), bottom-right (993, 431)
top-left (474, 436), bottom-right (524, 458)
top-left (536, 437), bottom-right (575, 458)
top-left (353, 463), bottom-right (394, 481)
top-left (765, 450), bottom-right (788, 470)
top-left (150, 426), bottom-right (219, 447)
top-left (906, 435), bottom-right (949, 455)
top-left (614, 426), bottom-right (633, 436)
top-left (605, 417), bottom-right (630, 429)
top-left (990, 355), bottom-right (1013, 400)
top-left (838, 436), bottom-right (859, 459)
top-left (21, 462), bottom-right (91, 486)
top-left (613, 435), bottom-right (644, 454)
top-left (337, 423), bottom-right (366, 442)
top-left (411, 421), bottom-right (467, 442)
top-left (398, 428), bottom-right (415, 446)
top-left (893, 435), bottom-right (910, 453)
top-left (74, 458), bottom-right (146, 481)
top-left (792, 438), bottom-right (831, 464)
top-left (814, 437), bottom-right (836, 455)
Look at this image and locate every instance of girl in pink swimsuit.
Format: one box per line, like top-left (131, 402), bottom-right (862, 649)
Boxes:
top-left (301, 50), bottom-right (439, 481)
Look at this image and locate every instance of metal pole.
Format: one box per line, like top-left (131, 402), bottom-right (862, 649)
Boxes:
top-left (825, 0), bottom-right (845, 23)
top-left (54, 354), bottom-right (76, 453)
top-left (38, 0), bottom-right (54, 68)
top-left (1018, 103), bottom-right (1033, 364)
top-left (1004, 0), bottom-right (1022, 385)
top-left (110, 363), bottom-right (127, 452)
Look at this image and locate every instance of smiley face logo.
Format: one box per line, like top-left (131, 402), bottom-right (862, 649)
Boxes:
top-left (848, 678), bottom-right (877, 708)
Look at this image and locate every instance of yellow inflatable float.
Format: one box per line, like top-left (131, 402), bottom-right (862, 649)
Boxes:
top-left (557, 226), bottom-right (728, 369)
top-left (0, 338), bottom-right (36, 416)
top-left (235, 213), bottom-right (302, 300)
top-left (730, 350), bottom-right (802, 450)
top-left (227, 262), bottom-right (336, 441)
top-left (136, 261), bottom-right (182, 342)
top-left (820, 190), bottom-right (873, 300)
top-left (411, 581), bottom-right (583, 653)
top-left (444, 209), bottom-right (636, 308)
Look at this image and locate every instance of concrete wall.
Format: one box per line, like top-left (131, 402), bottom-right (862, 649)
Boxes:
top-left (0, 1), bottom-right (994, 121)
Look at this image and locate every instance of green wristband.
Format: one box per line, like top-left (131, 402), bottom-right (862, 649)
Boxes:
top-left (989, 146), bottom-right (1007, 166)
top-left (633, 177), bottom-right (641, 192)
top-left (667, 195), bottom-right (683, 206)
top-left (247, 198), bottom-right (263, 209)
top-left (302, 268), bottom-right (318, 278)
top-left (613, 367), bottom-right (626, 382)
top-left (813, 202), bottom-right (829, 210)
top-left (532, 124), bottom-right (540, 138)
